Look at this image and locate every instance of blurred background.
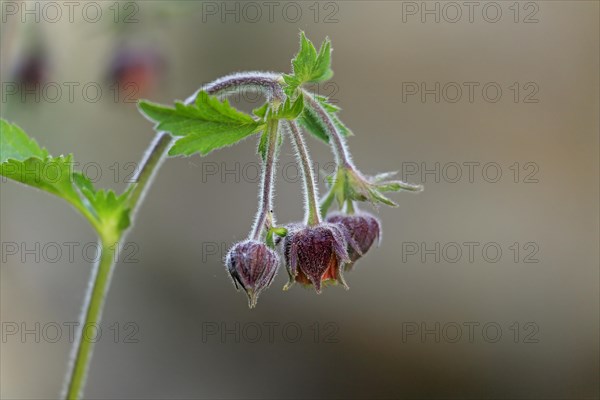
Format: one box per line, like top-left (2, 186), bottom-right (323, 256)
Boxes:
top-left (1, 1), bottom-right (598, 399)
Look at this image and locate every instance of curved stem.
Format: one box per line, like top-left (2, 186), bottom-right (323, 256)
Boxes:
top-left (128, 132), bottom-right (172, 214)
top-left (64, 73), bottom-right (284, 399)
top-left (286, 120), bottom-right (321, 226)
top-left (189, 72), bottom-right (284, 103)
top-left (63, 242), bottom-right (117, 400)
top-left (302, 90), bottom-right (354, 169)
top-left (63, 131), bottom-right (172, 399)
top-left (250, 117), bottom-right (280, 240)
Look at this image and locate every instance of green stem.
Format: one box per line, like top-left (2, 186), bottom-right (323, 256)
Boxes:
top-left (63, 133), bottom-right (173, 400)
top-left (345, 199), bottom-right (356, 215)
top-left (63, 242), bottom-right (118, 400)
top-left (286, 120), bottom-right (321, 226)
top-left (128, 132), bottom-right (173, 213)
top-left (63, 75), bottom-right (283, 399)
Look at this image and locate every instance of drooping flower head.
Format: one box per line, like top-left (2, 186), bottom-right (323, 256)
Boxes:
top-left (226, 240), bottom-right (280, 308)
top-left (327, 211), bottom-right (381, 269)
top-left (283, 223), bottom-right (351, 293)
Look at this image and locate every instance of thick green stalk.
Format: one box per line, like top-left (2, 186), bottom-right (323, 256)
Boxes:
top-left (63, 242), bottom-right (117, 400)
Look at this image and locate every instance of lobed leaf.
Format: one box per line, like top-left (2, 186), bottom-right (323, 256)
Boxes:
top-left (0, 120), bottom-right (132, 239)
top-left (283, 32), bottom-right (334, 96)
top-left (139, 91), bottom-right (264, 157)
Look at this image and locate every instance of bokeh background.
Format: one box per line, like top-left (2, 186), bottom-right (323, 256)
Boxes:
top-left (1, 1), bottom-right (598, 399)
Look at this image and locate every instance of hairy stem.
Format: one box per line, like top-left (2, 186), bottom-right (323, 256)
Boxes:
top-left (63, 130), bottom-right (172, 399)
top-left (302, 90), bottom-right (354, 169)
top-left (64, 73), bottom-right (284, 399)
top-left (63, 88), bottom-right (204, 399)
top-left (250, 117), bottom-right (280, 240)
top-left (286, 120), bottom-right (321, 226)
top-left (63, 242), bottom-right (118, 400)
top-left (190, 72), bottom-right (284, 103)
top-left (128, 132), bottom-right (173, 213)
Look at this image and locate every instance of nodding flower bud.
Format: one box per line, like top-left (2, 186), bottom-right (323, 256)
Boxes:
top-left (326, 211), bottom-right (381, 269)
top-left (283, 223), bottom-right (351, 293)
top-left (225, 240), bottom-right (279, 308)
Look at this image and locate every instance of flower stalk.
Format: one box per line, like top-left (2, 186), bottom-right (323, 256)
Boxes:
top-left (286, 120), bottom-right (321, 226)
top-left (250, 116), bottom-right (280, 240)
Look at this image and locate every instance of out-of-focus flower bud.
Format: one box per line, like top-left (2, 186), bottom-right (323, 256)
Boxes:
top-left (12, 49), bottom-right (49, 92)
top-left (225, 240), bottom-right (279, 308)
top-left (327, 211), bottom-right (381, 269)
top-left (283, 223), bottom-right (350, 293)
top-left (107, 44), bottom-right (164, 99)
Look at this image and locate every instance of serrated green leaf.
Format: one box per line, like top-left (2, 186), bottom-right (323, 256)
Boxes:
top-left (284, 32), bottom-right (334, 95)
top-left (276, 94), bottom-right (304, 120)
top-left (0, 119), bottom-right (49, 163)
top-left (253, 103), bottom-right (269, 119)
top-left (314, 94), bottom-right (340, 113)
top-left (1, 120), bottom-right (132, 240)
top-left (298, 108), bottom-right (330, 143)
top-left (257, 129), bottom-right (269, 160)
top-left (139, 92), bottom-right (264, 157)
top-left (1, 154), bottom-right (82, 206)
top-left (297, 100), bottom-right (352, 144)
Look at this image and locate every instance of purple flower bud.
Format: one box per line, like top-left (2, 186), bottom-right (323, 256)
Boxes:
top-left (326, 211), bottom-right (381, 268)
top-left (283, 223), bottom-right (350, 293)
top-left (225, 240), bottom-right (279, 308)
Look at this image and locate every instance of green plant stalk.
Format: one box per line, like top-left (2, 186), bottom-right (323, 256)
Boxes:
top-left (64, 74), bottom-right (283, 399)
top-left (286, 120), bottom-right (321, 226)
top-left (63, 132), bottom-right (173, 400)
top-left (128, 132), bottom-right (173, 213)
top-left (63, 242), bottom-right (117, 399)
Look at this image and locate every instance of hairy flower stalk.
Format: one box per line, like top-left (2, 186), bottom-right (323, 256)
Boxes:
top-left (250, 117), bottom-right (280, 240)
top-left (282, 123), bottom-right (354, 292)
top-left (226, 112), bottom-right (282, 308)
top-left (285, 120), bottom-right (321, 226)
top-left (302, 91), bottom-right (354, 169)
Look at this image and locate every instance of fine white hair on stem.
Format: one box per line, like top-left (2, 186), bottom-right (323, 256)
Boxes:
top-left (186, 71), bottom-right (284, 103)
top-left (249, 118), bottom-right (280, 240)
top-left (302, 90), bottom-right (355, 170)
top-left (284, 120), bottom-right (322, 226)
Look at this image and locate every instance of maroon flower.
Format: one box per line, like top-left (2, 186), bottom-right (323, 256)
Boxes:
top-left (226, 240), bottom-right (279, 308)
top-left (327, 211), bottom-right (381, 269)
top-left (283, 223), bottom-right (350, 293)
